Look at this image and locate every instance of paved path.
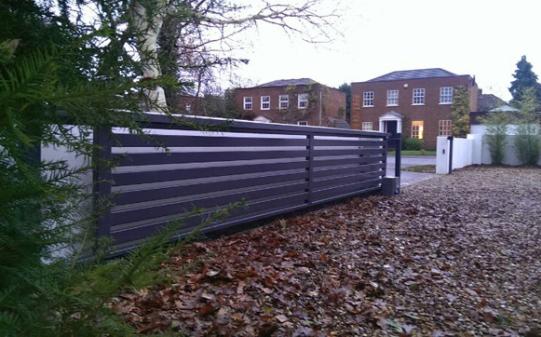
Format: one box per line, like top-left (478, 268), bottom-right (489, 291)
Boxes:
top-left (386, 155), bottom-right (437, 186)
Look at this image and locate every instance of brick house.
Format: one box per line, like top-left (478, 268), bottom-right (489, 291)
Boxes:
top-left (351, 68), bottom-right (479, 149)
top-left (233, 78), bottom-right (347, 127)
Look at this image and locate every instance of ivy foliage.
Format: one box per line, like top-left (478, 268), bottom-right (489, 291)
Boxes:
top-left (450, 86), bottom-right (470, 137)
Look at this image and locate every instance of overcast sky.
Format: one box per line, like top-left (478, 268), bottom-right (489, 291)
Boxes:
top-left (230, 0), bottom-right (541, 101)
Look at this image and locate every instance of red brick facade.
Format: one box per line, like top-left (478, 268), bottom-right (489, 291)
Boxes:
top-left (233, 82), bottom-right (346, 126)
top-left (351, 75), bottom-right (479, 149)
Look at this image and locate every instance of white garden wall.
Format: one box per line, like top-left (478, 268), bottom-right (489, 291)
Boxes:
top-left (436, 136), bottom-right (477, 174)
top-left (480, 135), bottom-right (541, 166)
top-left (437, 134), bottom-right (541, 174)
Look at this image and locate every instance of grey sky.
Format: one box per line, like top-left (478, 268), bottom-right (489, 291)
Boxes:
top-left (232, 0), bottom-right (541, 101)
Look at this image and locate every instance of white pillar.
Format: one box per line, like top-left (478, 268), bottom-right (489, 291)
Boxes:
top-left (436, 136), bottom-right (450, 174)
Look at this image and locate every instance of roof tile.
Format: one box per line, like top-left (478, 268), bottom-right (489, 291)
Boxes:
top-left (257, 78), bottom-right (317, 87)
top-left (368, 68), bottom-right (457, 82)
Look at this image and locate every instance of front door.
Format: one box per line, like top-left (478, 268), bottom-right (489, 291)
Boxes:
top-left (384, 120), bottom-right (398, 137)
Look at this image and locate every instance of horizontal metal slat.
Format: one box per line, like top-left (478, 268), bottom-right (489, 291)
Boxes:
top-left (313, 139), bottom-right (385, 147)
top-left (312, 179), bottom-right (382, 201)
top-left (136, 114), bottom-right (387, 137)
top-left (114, 133), bottom-right (308, 147)
top-left (313, 157), bottom-right (385, 168)
top-left (313, 163), bottom-right (383, 178)
top-left (313, 172), bottom-right (383, 189)
top-left (111, 182), bottom-right (308, 225)
top-left (110, 193), bottom-right (308, 245)
top-left (114, 171), bottom-right (308, 205)
top-left (113, 160), bottom-right (309, 186)
top-left (312, 149), bottom-right (384, 157)
top-left (114, 150), bottom-right (309, 166)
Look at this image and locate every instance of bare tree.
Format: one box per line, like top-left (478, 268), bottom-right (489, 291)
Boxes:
top-left (130, 0), bottom-right (339, 111)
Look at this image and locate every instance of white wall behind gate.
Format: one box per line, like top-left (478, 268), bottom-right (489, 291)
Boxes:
top-left (437, 134), bottom-right (541, 174)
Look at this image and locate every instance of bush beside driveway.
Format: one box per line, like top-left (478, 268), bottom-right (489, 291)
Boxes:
top-left (114, 167), bottom-right (541, 337)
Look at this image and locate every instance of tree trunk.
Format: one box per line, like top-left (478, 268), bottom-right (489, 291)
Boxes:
top-left (132, 0), bottom-right (168, 111)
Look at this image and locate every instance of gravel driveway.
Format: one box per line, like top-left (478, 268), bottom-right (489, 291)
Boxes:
top-left (116, 167), bottom-right (541, 337)
top-left (387, 155), bottom-right (437, 186)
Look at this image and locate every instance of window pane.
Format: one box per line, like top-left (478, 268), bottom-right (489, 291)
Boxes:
top-left (363, 91), bottom-right (374, 107)
top-left (298, 93), bottom-right (309, 108)
top-left (411, 120), bottom-right (424, 139)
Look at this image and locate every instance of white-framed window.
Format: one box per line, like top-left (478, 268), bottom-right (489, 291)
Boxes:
top-left (412, 88), bottom-right (425, 105)
top-left (185, 104), bottom-right (192, 112)
top-left (439, 87), bottom-right (453, 104)
top-left (297, 121), bottom-right (308, 126)
top-left (260, 96), bottom-right (270, 110)
top-left (438, 120), bottom-right (452, 136)
top-left (298, 93), bottom-right (309, 109)
top-left (279, 95), bottom-right (289, 109)
top-left (363, 91), bottom-right (374, 107)
top-left (386, 89), bottom-right (399, 106)
top-left (243, 96), bottom-right (253, 110)
top-left (411, 120), bottom-right (424, 139)
top-left (362, 122), bottom-right (373, 131)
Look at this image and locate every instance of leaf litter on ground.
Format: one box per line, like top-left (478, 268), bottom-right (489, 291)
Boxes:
top-left (113, 167), bottom-right (541, 336)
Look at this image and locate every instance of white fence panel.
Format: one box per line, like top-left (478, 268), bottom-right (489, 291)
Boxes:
top-left (436, 135), bottom-right (482, 174)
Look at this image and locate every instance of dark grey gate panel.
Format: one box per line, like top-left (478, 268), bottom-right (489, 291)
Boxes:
top-left (94, 115), bottom-right (390, 254)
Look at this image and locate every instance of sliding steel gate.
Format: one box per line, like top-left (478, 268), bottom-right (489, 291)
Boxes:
top-left (94, 115), bottom-right (389, 254)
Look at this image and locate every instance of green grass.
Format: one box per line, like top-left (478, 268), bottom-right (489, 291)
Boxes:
top-left (402, 165), bottom-right (436, 173)
top-left (388, 150), bottom-right (437, 156)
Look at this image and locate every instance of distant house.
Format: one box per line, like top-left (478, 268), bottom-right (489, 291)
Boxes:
top-left (233, 78), bottom-right (347, 127)
top-left (173, 94), bottom-right (204, 114)
top-left (470, 103), bottom-right (533, 135)
top-left (351, 68), bottom-right (479, 149)
top-left (477, 93), bottom-right (506, 112)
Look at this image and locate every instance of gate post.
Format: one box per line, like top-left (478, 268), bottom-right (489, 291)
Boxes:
top-left (93, 126), bottom-right (113, 241)
top-left (382, 133), bottom-right (401, 195)
top-left (306, 133), bottom-right (314, 204)
top-left (447, 135), bottom-right (454, 174)
top-left (394, 133), bottom-right (402, 179)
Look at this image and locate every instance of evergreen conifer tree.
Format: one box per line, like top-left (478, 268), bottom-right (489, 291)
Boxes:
top-left (509, 55), bottom-right (541, 103)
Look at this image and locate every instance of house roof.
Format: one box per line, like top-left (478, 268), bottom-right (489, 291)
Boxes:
top-left (478, 93), bottom-right (507, 112)
top-left (367, 68), bottom-right (457, 82)
top-left (257, 78), bottom-right (318, 88)
top-left (470, 104), bottom-right (521, 124)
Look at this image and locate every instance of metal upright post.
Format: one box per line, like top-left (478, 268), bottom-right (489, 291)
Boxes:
top-left (394, 133), bottom-right (402, 178)
top-left (447, 136), bottom-right (454, 174)
top-left (306, 133), bottom-right (314, 204)
top-left (93, 126), bottom-right (113, 240)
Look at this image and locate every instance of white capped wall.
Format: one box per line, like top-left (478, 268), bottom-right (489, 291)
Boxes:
top-left (437, 133), bottom-right (541, 174)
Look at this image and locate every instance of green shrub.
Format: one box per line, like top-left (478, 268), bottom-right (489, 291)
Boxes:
top-left (482, 112), bottom-right (510, 165)
top-left (514, 87), bottom-right (541, 166)
top-left (515, 127), bottom-right (540, 165)
top-left (0, 3), bottom-right (181, 336)
top-left (403, 138), bottom-right (423, 151)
